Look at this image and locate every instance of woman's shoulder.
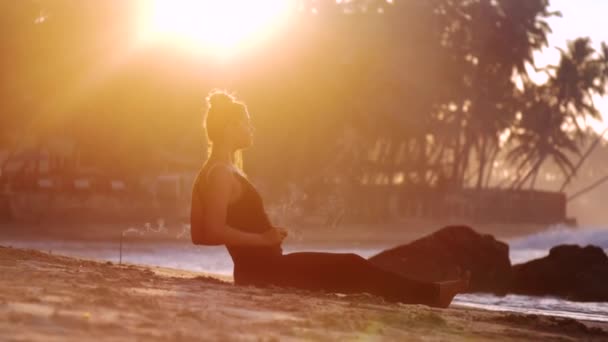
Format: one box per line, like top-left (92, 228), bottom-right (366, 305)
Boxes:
top-left (194, 162), bottom-right (250, 205)
top-left (197, 161), bottom-right (249, 188)
top-left (203, 161), bottom-right (236, 178)
top-left (193, 162), bottom-right (238, 198)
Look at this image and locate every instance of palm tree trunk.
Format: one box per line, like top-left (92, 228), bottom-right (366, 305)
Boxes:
top-left (484, 145), bottom-right (499, 188)
top-left (509, 168), bottom-right (525, 189)
top-left (459, 136), bottom-right (473, 188)
top-left (530, 166), bottom-right (541, 189)
top-left (429, 143), bottom-right (445, 168)
top-left (451, 128), bottom-right (463, 187)
top-left (559, 127), bottom-right (608, 192)
top-left (515, 157), bottom-right (543, 190)
top-left (417, 135), bottom-right (429, 185)
top-left (518, 165), bottom-right (536, 190)
top-left (476, 136), bottom-right (487, 189)
top-left (567, 174), bottom-right (608, 202)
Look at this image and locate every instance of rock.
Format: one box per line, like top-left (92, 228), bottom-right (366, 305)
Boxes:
top-left (368, 225), bottom-right (512, 294)
top-left (511, 244), bottom-right (608, 301)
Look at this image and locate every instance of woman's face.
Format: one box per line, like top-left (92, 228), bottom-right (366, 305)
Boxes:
top-left (230, 111), bottom-right (254, 149)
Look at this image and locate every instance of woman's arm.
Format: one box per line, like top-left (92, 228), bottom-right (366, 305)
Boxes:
top-left (196, 164), bottom-right (284, 246)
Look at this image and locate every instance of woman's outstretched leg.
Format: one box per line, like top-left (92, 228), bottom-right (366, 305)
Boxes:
top-left (257, 252), bottom-right (466, 307)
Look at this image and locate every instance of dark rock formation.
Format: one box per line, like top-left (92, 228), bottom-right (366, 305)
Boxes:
top-left (368, 225), bottom-right (512, 294)
top-left (511, 244), bottom-right (608, 301)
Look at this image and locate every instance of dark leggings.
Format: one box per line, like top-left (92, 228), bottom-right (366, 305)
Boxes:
top-left (233, 252), bottom-right (439, 305)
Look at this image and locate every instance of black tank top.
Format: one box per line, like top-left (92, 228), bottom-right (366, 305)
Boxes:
top-left (190, 164), bottom-right (282, 264)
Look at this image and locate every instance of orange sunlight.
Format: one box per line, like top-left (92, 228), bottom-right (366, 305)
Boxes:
top-left (138, 0), bottom-right (293, 57)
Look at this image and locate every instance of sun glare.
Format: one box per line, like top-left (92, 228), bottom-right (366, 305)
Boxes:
top-left (138, 0), bottom-right (293, 57)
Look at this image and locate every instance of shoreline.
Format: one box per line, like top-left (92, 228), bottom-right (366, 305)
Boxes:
top-left (2, 245), bottom-right (607, 341)
top-left (0, 219), bottom-right (557, 246)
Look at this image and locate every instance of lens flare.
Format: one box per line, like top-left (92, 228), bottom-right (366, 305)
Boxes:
top-left (138, 0), bottom-right (292, 57)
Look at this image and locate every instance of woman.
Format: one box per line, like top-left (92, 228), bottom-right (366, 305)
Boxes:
top-left (190, 90), bottom-right (468, 308)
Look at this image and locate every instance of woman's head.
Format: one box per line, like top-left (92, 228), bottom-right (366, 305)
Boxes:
top-left (204, 90), bottom-right (254, 152)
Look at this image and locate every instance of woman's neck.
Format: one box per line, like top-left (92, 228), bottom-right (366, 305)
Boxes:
top-left (209, 145), bottom-right (236, 165)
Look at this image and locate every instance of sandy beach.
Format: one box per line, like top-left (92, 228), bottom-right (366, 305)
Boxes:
top-left (1, 245), bottom-right (607, 341)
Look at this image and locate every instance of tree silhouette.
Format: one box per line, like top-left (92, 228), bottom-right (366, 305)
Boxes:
top-left (508, 38), bottom-right (608, 189)
top-left (1, 0), bottom-right (607, 204)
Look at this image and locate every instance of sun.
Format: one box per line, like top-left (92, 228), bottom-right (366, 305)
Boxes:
top-left (138, 0), bottom-right (293, 57)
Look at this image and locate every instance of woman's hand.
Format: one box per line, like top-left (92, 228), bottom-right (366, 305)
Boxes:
top-left (260, 227), bottom-right (288, 246)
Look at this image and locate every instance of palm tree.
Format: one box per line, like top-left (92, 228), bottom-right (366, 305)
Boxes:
top-left (552, 38), bottom-right (605, 137)
top-left (431, 0), bottom-right (554, 189)
top-left (507, 85), bottom-right (580, 189)
top-left (508, 38), bottom-right (608, 189)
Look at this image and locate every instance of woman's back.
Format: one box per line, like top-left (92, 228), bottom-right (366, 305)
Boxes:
top-left (190, 162), bottom-right (282, 260)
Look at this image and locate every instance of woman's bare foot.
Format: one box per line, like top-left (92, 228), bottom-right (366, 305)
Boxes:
top-left (434, 270), bottom-right (470, 308)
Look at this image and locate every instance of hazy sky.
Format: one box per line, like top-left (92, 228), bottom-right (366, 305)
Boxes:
top-left (534, 0), bottom-right (608, 132)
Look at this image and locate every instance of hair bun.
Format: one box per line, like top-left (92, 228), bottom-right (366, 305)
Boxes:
top-left (207, 90), bottom-right (235, 109)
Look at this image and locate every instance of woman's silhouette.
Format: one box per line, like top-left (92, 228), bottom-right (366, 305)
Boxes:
top-left (190, 90), bottom-right (468, 307)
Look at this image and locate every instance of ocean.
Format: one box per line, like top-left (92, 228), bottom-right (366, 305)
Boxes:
top-left (3, 225), bottom-right (608, 323)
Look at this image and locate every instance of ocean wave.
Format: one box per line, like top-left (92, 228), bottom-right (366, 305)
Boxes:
top-left (508, 225), bottom-right (608, 250)
top-left (454, 293), bottom-right (608, 323)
